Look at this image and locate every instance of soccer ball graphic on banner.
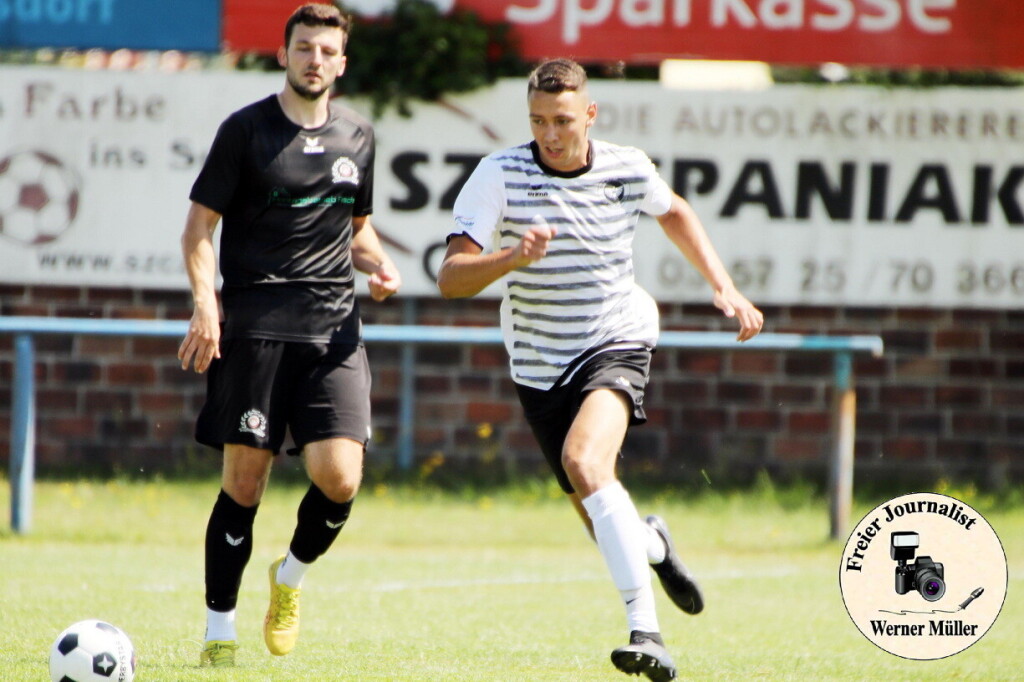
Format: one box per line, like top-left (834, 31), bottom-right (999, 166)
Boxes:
top-left (48, 620), bottom-right (136, 682)
top-left (0, 149), bottom-right (81, 245)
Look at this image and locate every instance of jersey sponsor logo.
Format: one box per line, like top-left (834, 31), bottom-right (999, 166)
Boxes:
top-left (239, 408), bottom-right (268, 438)
top-left (454, 215), bottom-right (475, 229)
top-left (331, 156), bottom-right (360, 185)
top-left (528, 183), bottom-right (548, 197)
top-left (267, 187), bottom-right (354, 207)
top-left (303, 136), bottom-right (325, 154)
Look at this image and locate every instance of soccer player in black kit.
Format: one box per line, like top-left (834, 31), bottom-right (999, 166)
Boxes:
top-left (177, 3), bottom-right (401, 668)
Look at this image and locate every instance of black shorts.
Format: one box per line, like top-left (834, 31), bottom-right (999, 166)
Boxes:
top-left (514, 347), bottom-right (652, 494)
top-left (196, 338), bottom-right (372, 455)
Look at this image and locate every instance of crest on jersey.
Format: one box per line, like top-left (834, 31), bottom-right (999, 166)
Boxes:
top-left (239, 409), bottom-right (267, 438)
top-left (604, 180), bottom-right (625, 202)
top-left (331, 156), bottom-right (360, 185)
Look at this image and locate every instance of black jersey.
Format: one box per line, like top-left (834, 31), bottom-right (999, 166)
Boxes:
top-left (190, 95), bottom-right (374, 344)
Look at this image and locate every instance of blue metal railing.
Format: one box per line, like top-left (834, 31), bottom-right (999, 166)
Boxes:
top-left (1, 315), bottom-right (882, 537)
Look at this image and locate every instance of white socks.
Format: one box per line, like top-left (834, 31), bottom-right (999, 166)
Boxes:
top-left (205, 608), bottom-right (236, 642)
top-left (582, 482), bottom-right (660, 633)
top-left (276, 551), bottom-right (311, 589)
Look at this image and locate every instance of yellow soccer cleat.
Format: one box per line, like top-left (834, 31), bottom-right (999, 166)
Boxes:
top-left (199, 640), bottom-right (238, 668)
top-left (263, 555), bottom-right (302, 656)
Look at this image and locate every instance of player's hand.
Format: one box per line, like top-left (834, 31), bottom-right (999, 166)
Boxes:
top-left (514, 224), bottom-right (557, 267)
top-left (368, 263), bottom-right (401, 302)
top-left (713, 286), bottom-right (764, 342)
top-left (178, 304), bottom-right (221, 373)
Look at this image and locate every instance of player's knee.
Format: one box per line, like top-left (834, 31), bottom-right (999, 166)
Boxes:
top-left (562, 446), bottom-right (618, 494)
top-left (562, 450), bottom-right (596, 485)
top-left (223, 478), bottom-right (264, 507)
top-left (314, 478), bottom-right (360, 504)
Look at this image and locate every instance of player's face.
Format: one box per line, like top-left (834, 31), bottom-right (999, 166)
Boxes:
top-left (279, 24), bottom-right (346, 101)
top-left (528, 89), bottom-right (596, 173)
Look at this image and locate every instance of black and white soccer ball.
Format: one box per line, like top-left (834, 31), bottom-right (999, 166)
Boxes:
top-left (0, 149), bottom-right (81, 245)
top-left (48, 620), bottom-right (136, 682)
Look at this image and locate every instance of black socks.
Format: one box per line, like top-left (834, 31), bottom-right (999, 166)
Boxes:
top-left (289, 483), bottom-right (353, 564)
top-left (205, 489), bottom-right (259, 611)
top-left (204, 483), bottom-right (352, 611)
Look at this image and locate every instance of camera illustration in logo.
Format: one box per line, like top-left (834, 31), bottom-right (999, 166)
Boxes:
top-left (891, 531), bottom-right (945, 602)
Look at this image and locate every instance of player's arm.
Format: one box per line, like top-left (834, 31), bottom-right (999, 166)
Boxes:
top-left (352, 215), bottom-right (401, 301)
top-left (437, 154), bottom-right (558, 299)
top-left (657, 193), bottom-right (764, 341)
top-left (178, 201), bottom-right (222, 373)
top-left (436, 225), bottom-right (555, 299)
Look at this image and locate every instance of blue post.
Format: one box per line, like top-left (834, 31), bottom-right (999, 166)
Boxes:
top-left (829, 351), bottom-right (855, 541)
top-left (396, 299), bottom-right (417, 472)
top-left (10, 334), bottom-right (36, 534)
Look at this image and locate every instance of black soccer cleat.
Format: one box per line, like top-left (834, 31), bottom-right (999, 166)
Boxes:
top-left (611, 630), bottom-right (677, 681)
top-left (647, 515), bottom-right (705, 615)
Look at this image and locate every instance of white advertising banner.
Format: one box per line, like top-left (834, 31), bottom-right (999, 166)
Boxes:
top-left (1, 65), bottom-right (1022, 307)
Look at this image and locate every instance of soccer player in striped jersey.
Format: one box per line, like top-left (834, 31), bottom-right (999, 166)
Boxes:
top-left (438, 58), bottom-right (763, 681)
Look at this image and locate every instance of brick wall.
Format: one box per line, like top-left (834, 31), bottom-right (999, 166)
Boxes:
top-left (1, 285), bottom-right (1022, 488)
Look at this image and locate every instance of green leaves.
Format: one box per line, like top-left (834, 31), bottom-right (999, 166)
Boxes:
top-left (338, 0), bottom-right (525, 117)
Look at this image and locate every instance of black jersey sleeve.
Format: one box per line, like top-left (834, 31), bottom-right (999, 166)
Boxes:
top-left (352, 124), bottom-right (374, 218)
top-left (189, 113), bottom-right (247, 214)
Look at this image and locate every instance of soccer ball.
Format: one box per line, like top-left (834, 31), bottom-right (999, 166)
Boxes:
top-left (0, 149), bottom-right (81, 245)
top-left (48, 620), bottom-right (136, 682)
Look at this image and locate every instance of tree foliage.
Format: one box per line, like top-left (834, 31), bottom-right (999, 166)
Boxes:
top-left (336, 0), bottom-right (526, 116)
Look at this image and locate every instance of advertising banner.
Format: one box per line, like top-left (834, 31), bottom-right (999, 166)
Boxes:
top-left (1, 65), bottom-right (1022, 308)
top-left (221, 0), bottom-right (1024, 71)
top-left (453, 0), bottom-right (1024, 69)
top-left (0, 0), bottom-right (220, 51)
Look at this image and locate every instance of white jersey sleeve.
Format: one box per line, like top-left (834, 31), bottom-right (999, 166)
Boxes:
top-left (639, 156), bottom-right (673, 217)
top-left (450, 155), bottom-right (506, 250)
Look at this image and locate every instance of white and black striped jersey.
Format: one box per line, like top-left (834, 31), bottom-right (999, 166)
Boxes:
top-left (450, 139), bottom-right (673, 390)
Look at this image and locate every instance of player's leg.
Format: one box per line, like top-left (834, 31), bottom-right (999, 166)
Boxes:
top-left (263, 342), bottom-right (370, 656)
top-left (564, 390), bottom-right (659, 625)
top-left (263, 437), bottom-right (362, 656)
top-left (277, 436), bottom-right (361, 591)
top-left (568, 348), bottom-right (704, 617)
top-left (516, 370), bottom-right (676, 679)
top-left (565, 391), bottom-right (677, 680)
top-left (203, 445), bottom-right (273, 658)
top-left (567, 490), bottom-right (702, 615)
top-left (568, 491), bottom-right (594, 536)
top-left (195, 339), bottom-right (285, 667)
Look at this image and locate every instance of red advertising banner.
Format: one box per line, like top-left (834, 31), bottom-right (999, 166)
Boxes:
top-left (222, 1), bottom-right (1024, 70)
top-left (456, 0), bottom-right (1021, 68)
top-left (222, 0), bottom-right (295, 54)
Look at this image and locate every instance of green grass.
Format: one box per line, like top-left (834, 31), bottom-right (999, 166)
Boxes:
top-left (1, 477), bottom-right (1021, 681)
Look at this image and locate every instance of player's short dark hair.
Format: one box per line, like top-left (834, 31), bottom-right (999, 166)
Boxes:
top-left (527, 59), bottom-right (588, 95)
top-left (284, 3), bottom-right (351, 51)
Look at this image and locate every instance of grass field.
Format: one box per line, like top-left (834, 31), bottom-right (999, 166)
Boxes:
top-left (1, 476), bottom-right (1021, 681)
